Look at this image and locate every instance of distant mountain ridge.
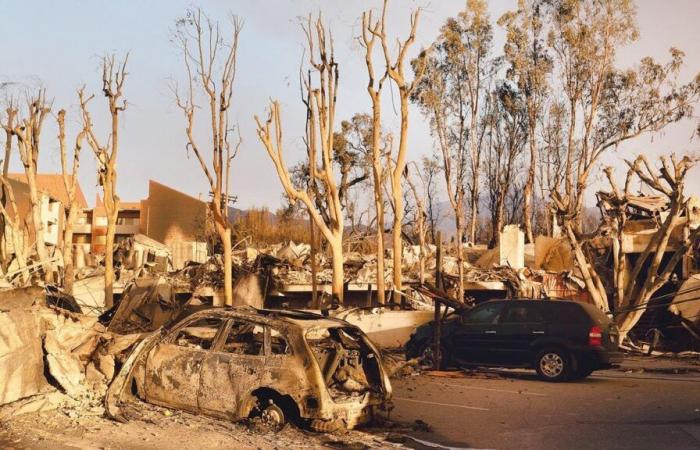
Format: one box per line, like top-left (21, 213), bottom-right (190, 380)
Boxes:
top-left (228, 206), bottom-right (278, 223)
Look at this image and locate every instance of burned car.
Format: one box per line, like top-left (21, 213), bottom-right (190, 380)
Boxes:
top-left (106, 307), bottom-right (392, 431)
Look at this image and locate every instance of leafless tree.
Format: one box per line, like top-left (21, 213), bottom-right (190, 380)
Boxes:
top-left (372, 0), bottom-right (426, 304)
top-left (174, 9), bottom-right (242, 307)
top-left (360, 4), bottom-right (391, 303)
top-left (79, 55), bottom-right (128, 309)
top-left (3, 91), bottom-right (53, 282)
top-left (406, 161), bottom-right (428, 285)
top-left (0, 103), bottom-right (17, 270)
top-left (0, 177), bottom-right (28, 284)
top-left (57, 104), bottom-right (86, 295)
top-left (256, 14), bottom-right (346, 304)
top-left (420, 154), bottom-right (442, 244)
top-left (0, 106), bottom-right (28, 283)
top-left (561, 155), bottom-right (699, 341)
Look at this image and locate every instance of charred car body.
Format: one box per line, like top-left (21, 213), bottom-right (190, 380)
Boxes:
top-left (106, 307), bottom-right (392, 431)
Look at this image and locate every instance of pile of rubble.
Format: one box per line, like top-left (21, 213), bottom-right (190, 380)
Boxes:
top-left (0, 287), bottom-right (141, 419)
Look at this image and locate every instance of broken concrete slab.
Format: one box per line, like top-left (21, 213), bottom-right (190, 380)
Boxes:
top-left (0, 308), bottom-right (52, 406)
top-left (0, 392), bottom-right (68, 420)
top-left (41, 309), bottom-right (105, 398)
top-left (333, 308), bottom-right (434, 348)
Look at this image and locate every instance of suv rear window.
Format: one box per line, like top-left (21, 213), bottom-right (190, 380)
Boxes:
top-left (578, 303), bottom-right (613, 326)
top-left (539, 301), bottom-right (590, 324)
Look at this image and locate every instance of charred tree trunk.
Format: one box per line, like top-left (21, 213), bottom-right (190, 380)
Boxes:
top-left (372, 0), bottom-right (424, 305)
top-left (79, 56), bottom-right (128, 309)
top-left (8, 92), bottom-right (53, 282)
top-left (361, 7), bottom-right (388, 304)
top-left (174, 10), bottom-right (241, 307)
top-left (57, 108), bottom-right (84, 295)
top-left (523, 128), bottom-right (537, 244)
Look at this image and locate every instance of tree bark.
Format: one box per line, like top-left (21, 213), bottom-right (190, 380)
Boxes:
top-left (26, 165), bottom-right (51, 281)
top-left (9, 94), bottom-right (54, 282)
top-left (0, 177), bottom-right (29, 284)
top-left (330, 239), bottom-right (344, 305)
top-left (62, 205), bottom-right (77, 294)
top-left (456, 218), bottom-right (464, 302)
top-left (220, 224), bottom-right (232, 307)
top-left (58, 108), bottom-right (83, 295)
top-left (104, 216), bottom-right (116, 307)
top-left (391, 159), bottom-right (404, 305)
top-left (562, 220), bottom-right (609, 312)
top-left (523, 128), bottom-right (537, 243)
top-left (361, 8), bottom-right (387, 305)
top-left (373, 165), bottom-right (386, 303)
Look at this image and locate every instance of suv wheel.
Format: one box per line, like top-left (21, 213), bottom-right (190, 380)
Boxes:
top-left (535, 348), bottom-right (571, 382)
top-left (421, 345), bottom-right (452, 370)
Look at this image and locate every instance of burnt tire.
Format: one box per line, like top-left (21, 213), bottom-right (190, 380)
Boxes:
top-left (421, 345), bottom-right (452, 370)
top-left (534, 347), bottom-right (572, 382)
top-left (261, 402), bottom-right (286, 428)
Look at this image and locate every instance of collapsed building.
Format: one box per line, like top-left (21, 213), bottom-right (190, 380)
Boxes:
top-left (594, 192), bottom-right (700, 351)
top-left (2, 170), bottom-right (700, 427)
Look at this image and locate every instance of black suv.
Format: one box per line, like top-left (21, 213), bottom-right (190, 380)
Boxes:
top-left (405, 299), bottom-right (622, 381)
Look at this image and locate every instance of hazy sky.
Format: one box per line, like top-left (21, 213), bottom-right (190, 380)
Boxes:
top-left (1, 0), bottom-right (698, 210)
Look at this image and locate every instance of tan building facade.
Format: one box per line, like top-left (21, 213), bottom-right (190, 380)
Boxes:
top-left (139, 180), bottom-right (208, 247)
top-left (5, 174), bottom-right (208, 270)
top-left (5, 174), bottom-right (87, 251)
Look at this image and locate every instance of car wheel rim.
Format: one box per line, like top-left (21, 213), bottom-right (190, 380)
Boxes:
top-left (262, 407), bottom-right (283, 425)
top-left (540, 353), bottom-right (564, 378)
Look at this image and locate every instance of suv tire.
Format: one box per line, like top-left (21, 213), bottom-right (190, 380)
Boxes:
top-left (421, 344), bottom-right (452, 370)
top-left (534, 347), bottom-right (571, 382)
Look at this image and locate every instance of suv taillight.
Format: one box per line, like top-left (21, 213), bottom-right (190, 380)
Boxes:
top-left (589, 326), bottom-right (603, 347)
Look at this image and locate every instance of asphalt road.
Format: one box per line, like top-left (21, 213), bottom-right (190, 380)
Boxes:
top-left (390, 369), bottom-right (700, 450)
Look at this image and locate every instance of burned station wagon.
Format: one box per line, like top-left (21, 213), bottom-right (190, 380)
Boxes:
top-left (108, 307), bottom-right (392, 431)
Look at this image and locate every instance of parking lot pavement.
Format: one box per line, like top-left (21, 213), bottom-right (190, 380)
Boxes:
top-left (390, 369), bottom-right (700, 450)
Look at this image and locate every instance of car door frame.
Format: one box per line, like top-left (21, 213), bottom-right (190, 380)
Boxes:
top-left (451, 302), bottom-right (504, 365)
top-left (492, 303), bottom-right (547, 366)
top-left (144, 314), bottom-right (229, 412)
top-left (197, 317), bottom-right (270, 419)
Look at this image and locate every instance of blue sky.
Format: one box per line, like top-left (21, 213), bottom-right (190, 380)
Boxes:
top-left (1, 0), bottom-right (699, 210)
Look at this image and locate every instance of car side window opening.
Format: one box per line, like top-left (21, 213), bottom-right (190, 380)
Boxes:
top-left (221, 321), bottom-right (265, 356)
top-left (466, 303), bottom-right (505, 324)
top-left (173, 317), bottom-right (224, 350)
top-left (270, 328), bottom-right (291, 355)
top-left (500, 305), bottom-right (544, 324)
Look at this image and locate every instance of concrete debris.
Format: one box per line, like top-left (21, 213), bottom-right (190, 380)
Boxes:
top-left (0, 307), bottom-right (52, 406)
top-left (0, 286), bottom-right (145, 419)
top-left (107, 276), bottom-right (190, 334)
top-left (333, 307), bottom-right (434, 348)
top-left (0, 392), bottom-right (69, 420)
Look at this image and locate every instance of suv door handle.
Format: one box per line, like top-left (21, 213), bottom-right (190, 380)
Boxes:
top-left (484, 330), bottom-right (497, 334)
top-left (532, 331), bottom-right (545, 334)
